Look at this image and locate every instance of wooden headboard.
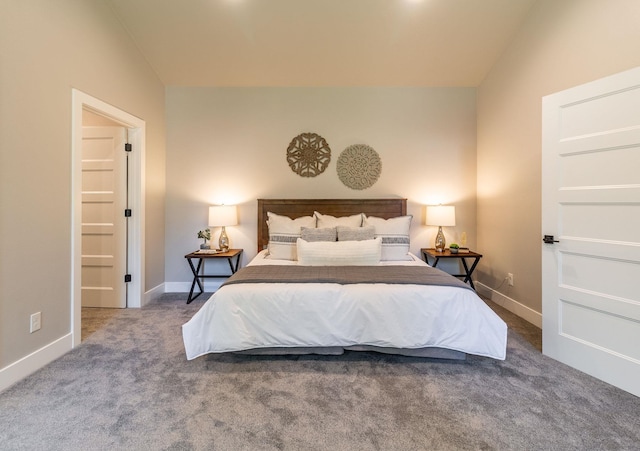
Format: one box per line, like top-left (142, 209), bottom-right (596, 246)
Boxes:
top-left (257, 198), bottom-right (407, 252)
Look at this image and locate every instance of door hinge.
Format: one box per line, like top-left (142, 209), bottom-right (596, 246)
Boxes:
top-left (125, 143), bottom-right (132, 152)
top-left (124, 274), bottom-right (132, 283)
top-left (124, 209), bottom-right (132, 217)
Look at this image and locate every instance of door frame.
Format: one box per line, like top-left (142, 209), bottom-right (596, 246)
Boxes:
top-left (71, 89), bottom-right (146, 347)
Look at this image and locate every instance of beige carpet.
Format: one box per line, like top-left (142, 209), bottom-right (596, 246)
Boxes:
top-left (1, 293), bottom-right (638, 450)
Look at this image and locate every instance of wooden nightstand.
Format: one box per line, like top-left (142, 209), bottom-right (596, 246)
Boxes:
top-left (421, 248), bottom-right (483, 290)
top-left (184, 249), bottom-right (243, 304)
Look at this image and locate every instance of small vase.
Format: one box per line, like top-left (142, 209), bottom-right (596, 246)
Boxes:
top-left (200, 242), bottom-right (210, 250)
top-left (450, 248), bottom-right (458, 254)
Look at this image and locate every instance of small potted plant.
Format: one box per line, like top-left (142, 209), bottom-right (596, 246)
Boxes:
top-left (449, 243), bottom-right (460, 254)
top-left (197, 228), bottom-right (211, 249)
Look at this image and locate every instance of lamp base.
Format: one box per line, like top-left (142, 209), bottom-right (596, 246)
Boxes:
top-left (434, 226), bottom-right (446, 252)
top-left (218, 226), bottom-right (230, 252)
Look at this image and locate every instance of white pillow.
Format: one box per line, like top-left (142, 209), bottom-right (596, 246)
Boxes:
top-left (297, 237), bottom-right (381, 266)
top-left (266, 212), bottom-right (316, 260)
top-left (314, 211), bottom-right (363, 228)
top-left (362, 215), bottom-right (413, 261)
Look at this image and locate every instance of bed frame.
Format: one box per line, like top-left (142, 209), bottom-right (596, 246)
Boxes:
top-left (249, 198), bottom-right (466, 361)
top-left (257, 198), bottom-right (407, 252)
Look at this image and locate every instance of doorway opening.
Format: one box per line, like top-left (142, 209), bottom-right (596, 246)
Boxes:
top-left (71, 89), bottom-right (146, 347)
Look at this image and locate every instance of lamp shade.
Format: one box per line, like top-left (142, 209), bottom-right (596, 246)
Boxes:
top-left (209, 205), bottom-right (238, 227)
top-left (425, 205), bottom-right (456, 227)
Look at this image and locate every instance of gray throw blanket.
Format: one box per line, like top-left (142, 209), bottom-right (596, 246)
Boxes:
top-left (221, 265), bottom-right (473, 291)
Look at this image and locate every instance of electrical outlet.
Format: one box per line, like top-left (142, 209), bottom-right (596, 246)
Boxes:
top-left (507, 273), bottom-right (514, 287)
top-left (30, 312), bottom-right (41, 333)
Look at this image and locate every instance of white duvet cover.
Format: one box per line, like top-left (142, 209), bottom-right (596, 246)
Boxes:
top-left (182, 251), bottom-right (507, 360)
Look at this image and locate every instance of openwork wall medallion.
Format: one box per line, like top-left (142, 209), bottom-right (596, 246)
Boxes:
top-left (336, 144), bottom-right (382, 190)
top-left (286, 132), bottom-right (331, 177)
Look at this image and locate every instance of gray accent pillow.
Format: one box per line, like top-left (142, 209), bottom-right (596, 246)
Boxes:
top-left (337, 225), bottom-right (375, 241)
top-left (301, 227), bottom-right (337, 242)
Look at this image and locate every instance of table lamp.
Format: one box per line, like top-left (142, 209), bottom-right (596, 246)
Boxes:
top-left (208, 205), bottom-right (238, 252)
top-left (426, 205), bottom-right (456, 252)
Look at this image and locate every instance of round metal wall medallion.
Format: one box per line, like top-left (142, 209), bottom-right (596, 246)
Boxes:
top-left (336, 144), bottom-right (382, 190)
top-left (286, 132), bottom-right (331, 177)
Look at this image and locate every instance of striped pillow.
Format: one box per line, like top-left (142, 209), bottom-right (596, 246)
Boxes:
top-left (362, 215), bottom-right (413, 261)
top-left (266, 212), bottom-right (316, 260)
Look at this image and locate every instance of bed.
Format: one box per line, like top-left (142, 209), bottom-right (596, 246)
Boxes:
top-left (182, 198), bottom-right (507, 361)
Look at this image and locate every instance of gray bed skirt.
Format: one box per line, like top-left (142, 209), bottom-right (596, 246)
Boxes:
top-left (233, 346), bottom-right (466, 360)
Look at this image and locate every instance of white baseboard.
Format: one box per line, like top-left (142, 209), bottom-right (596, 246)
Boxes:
top-left (144, 282), bottom-right (165, 305)
top-left (476, 282), bottom-right (542, 328)
top-left (0, 278), bottom-right (220, 393)
top-left (0, 333), bottom-right (73, 393)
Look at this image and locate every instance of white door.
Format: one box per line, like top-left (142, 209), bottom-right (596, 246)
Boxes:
top-left (81, 126), bottom-right (128, 308)
top-left (542, 66), bottom-right (640, 397)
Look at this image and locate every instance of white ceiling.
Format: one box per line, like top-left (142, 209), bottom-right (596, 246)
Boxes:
top-left (108, 0), bottom-right (535, 87)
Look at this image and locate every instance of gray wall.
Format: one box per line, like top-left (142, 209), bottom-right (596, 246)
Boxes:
top-left (477, 0), bottom-right (640, 323)
top-left (0, 1), bottom-right (166, 370)
top-left (165, 87), bottom-right (477, 285)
